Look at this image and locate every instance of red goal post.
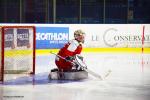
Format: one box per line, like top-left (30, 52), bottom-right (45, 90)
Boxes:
top-left (0, 26), bottom-right (36, 82)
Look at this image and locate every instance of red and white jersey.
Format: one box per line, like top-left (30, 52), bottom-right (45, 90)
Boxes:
top-left (58, 39), bottom-right (82, 57)
top-left (55, 39), bottom-right (83, 71)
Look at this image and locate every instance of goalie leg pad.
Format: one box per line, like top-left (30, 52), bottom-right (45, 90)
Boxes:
top-left (49, 68), bottom-right (88, 80)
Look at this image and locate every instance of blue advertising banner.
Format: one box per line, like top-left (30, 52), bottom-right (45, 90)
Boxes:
top-left (4, 28), bottom-right (14, 48)
top-left (36, 27), bottom-right (69, 49)
top-left (17, 29), bottom-right (29, 47)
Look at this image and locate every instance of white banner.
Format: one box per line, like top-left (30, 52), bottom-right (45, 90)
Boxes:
top-left (1, 24), bottom-right (150, 48)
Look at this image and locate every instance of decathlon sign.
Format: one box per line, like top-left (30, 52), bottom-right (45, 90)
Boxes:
top-left (36, 27), bottom-right (69, 49)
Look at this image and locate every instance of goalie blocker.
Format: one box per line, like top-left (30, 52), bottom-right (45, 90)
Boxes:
top-left (48, 54), bottom-right (88, 80)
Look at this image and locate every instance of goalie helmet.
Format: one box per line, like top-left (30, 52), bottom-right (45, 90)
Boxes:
top-left (74, 29), bottom-right (85, 43)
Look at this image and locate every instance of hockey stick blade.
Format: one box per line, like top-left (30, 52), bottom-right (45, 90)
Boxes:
top-left (104, 70), bottom-right (111, 79)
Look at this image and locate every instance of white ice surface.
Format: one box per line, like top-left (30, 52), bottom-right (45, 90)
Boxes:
top-left (0, 52), bottom-right (150, 100)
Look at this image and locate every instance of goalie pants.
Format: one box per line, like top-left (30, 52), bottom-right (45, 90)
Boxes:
top-left (55, 58), bottom-right (73, 71)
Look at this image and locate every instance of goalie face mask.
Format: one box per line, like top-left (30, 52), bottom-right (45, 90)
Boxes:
top-left (74, 29), bottom-right (85, 43)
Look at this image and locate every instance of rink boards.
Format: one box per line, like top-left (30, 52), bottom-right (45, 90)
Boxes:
top-left (36, 47), bottom-right (150, 55)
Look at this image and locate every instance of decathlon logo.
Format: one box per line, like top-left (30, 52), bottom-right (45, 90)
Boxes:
top-left (36, 27), bottom-right (69, 49)
top-left (36, 32), bottom-right (68, 41)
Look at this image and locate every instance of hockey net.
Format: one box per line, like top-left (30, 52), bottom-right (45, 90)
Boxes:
top-left (0, 26), bottom-right (36, 82)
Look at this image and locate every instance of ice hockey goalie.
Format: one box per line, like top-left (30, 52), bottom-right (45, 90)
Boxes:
top-left (48, 54), bottom-right (88, 80)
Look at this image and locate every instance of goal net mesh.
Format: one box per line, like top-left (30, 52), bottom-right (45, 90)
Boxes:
top-left (0, 26), bottom-right (35, 81)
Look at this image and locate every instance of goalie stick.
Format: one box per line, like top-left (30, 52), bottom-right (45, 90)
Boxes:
top-left (50, 51), bottom-right (111, 80)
